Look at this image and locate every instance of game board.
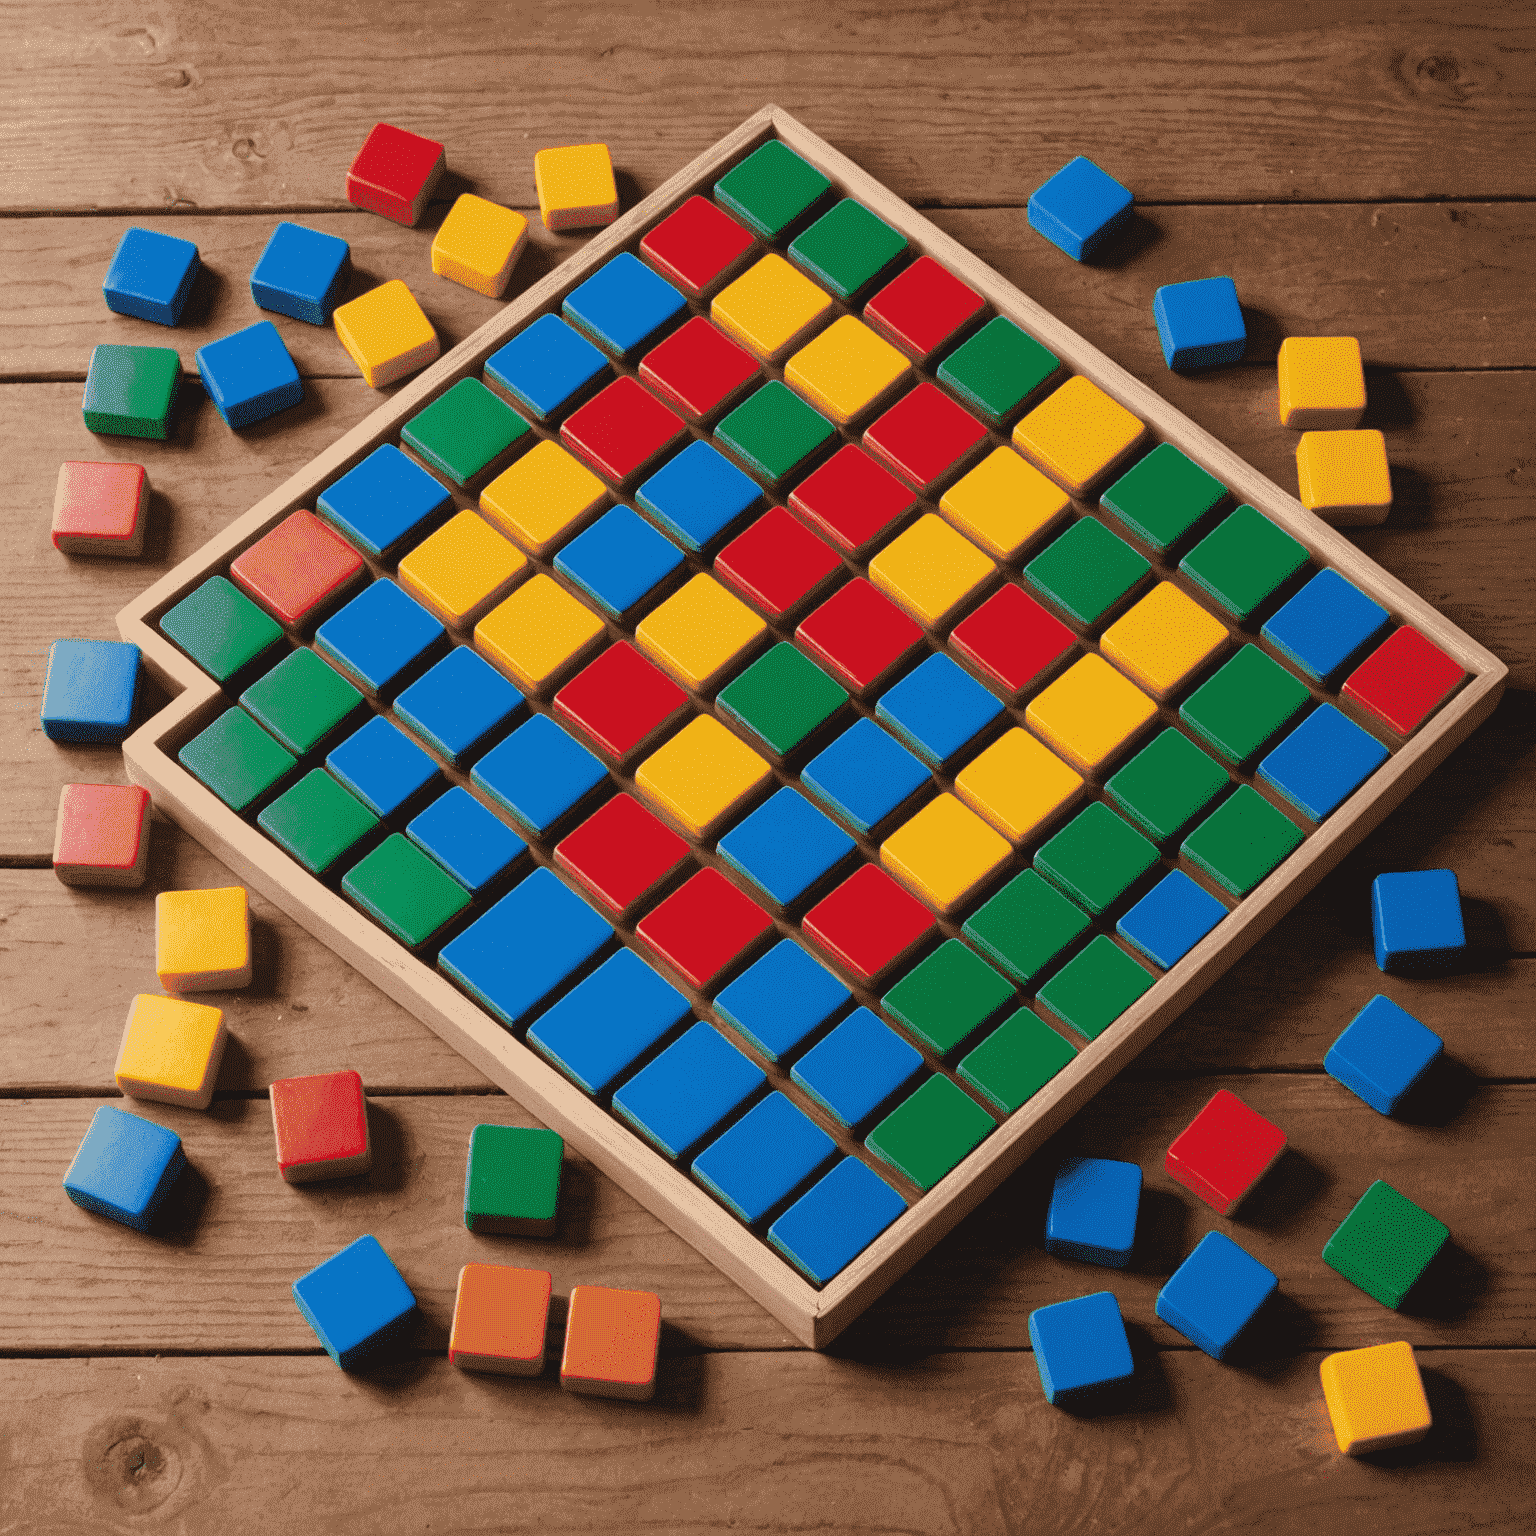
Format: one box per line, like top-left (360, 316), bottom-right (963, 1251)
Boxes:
top-left (116, 106), bottom-right (1506, 1348)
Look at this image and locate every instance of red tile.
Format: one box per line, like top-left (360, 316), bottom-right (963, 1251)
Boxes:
top-left (345, 123), bottom-right (445, 226)
top-left (52, 783), bottom-right (150, 885)
top-left (635, 867), bottom-right (773, 991)
top-left (1165, 1089), bottom-right (1286, 1216)
top-left (552, 641), bottom-right (691, 762)
top-left (51, 461), bottom-right (148, 555)
top-left (270, 1069), bottom-right (372, 1182)
top-left (787, 445), bottom-right (915, 557)
top-left (863, 255), bottom-right (986, 362)
top-left (795, 578), bottom-right (924, 696)
top-left (948, 583), bottom-right (1077, 700)
top-left (639, 196), bottom-right (758, 298)
top-left (639, 317), bottom-right (760, 423)
top-left (1341, 626), bottom-right (1466, 737)
top-left (229, 510), bottom-right (366, 630)
top-left (554, 793), bottom-right (691, 917)
top-left (802, 863), bottom-right (937, 984)
top-left (560, 376), bottom-right (688, 487)
top-left (714, 506), bottom-right (844, 620)
top-left (863, 383), bottom-right (989, 495)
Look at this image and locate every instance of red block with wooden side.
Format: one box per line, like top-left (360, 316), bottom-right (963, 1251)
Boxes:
top-left (270, 1069), bottom-right (372, 1183)
top-left (559, 1284), bottom-right (662, 1401)
top-left (51, 461), bottom-right (149, 557)
top-left (52, 783), bottom-right (151, 888)
top-left (554, 793), bottom-right (691, 918)
top-left (228, 510), bottom-right (366, 632)
top-left (1342, 626), bottom-right (1467, 737)
top-left (345, 123), bottom-right (446, 227)
top-left (635, 867), bottom-right (773, 991)
top-left (1165, 1088), bottom-right (1287, 1216)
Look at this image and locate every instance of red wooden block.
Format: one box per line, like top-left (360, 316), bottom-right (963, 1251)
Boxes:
top-left (714, 506), bottom-right (844, 621)
top-left (638, 317), bottom-right (760, 423)
top-left (639, 195), bottom-right (757, 298)
top-left (345, 123), bottom-right (446, 227)
top-left (795, 577), bottom-right (924, 696)
top-left (863, 382), bottom-right (989, 495)
top-left (560, 376), bottom-right (687, 487)
top-left (1341, 626), bottom-right (1466, 738)
top-left (552, 641), bottom-right (691, 762)
top-left (863, 255), bottom-right (986, 363)
top-left (229, 510), bottom-right (366, 631)
top-left (269, 1069), bottom-right (372, 1183)
top-left (52, 461), bottom-right (149, 557)
top-left (53, 783), bottom-right (151, 888)
top-left (560, 1284), bottom-right (661, 1401)
top-left (949, 583), bottom-right (1077, 700)
top-left (802, 862), bottom-right (937, 984)
top-left (1165, 1088), bottom-right (1286, 1216)
top-left (788, 444), bottom-right (915, 557)
top-left (554, 793), bottom-right (691, 917)
top-left (635, 867), bottom-right (772, 991)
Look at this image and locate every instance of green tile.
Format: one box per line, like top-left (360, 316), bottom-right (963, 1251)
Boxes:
top-left (714, 139), bottom-right (832, 240)
top-left (1181, 784), bottom-right (1305, 897)
top-left (1023, 516), bottom-right (1151, 630)
top-left (1179, 505), bottom-right (1309, 621)
top-left (341, 832), bottom-right (470, 949)
top-left (179, 707), bottom-right (297, 813)
top-left (715, 381), bottom-right (836, 487)
top-left (257, 767), bottom-right (379, 875)
top-left (958, 1009), bottom-right (1077, 1114)
top-left (1100, 443), bottom-right (1227, 554)
top-left (240, 647), bottom-right (364, 756)
top-left (1036, 935), bottom-right (1155, 1041)
top-left (463, 1123), bottom-right (564, 1235)
top-left (161, 576), bottom-right (285, 684)
top-left (82, 343), bottom-right (180, 439)
top-left (882, 939), bottom-right (1014, 1055)
top-left (1106, 728), bottom-right (1230, 843)
top-left (1034, 801), bottom-right (1160, 917)
top-left (1322, 1179), bottom-right (1449, 1309)
top-left (937, 317), bottom-right (1060, 425)
top-left (865, 1074), bottom-right (994, 1191)
top-left (716, 642), bottom-right (846, 756)
top-left (1180, 645), bottom-right (1311, 766)
top-left (401, 377), bottom-right (531, 486)
top-left (788, 199), bottom-right (907, 301)
top-left (962, 869), bottom-right (1091, 987)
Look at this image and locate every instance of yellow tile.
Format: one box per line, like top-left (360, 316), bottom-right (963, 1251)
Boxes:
top-left (634, 714), bottom-right (772, 840)
top-left (116, 993), bottom-right (228, 1110)
top-left (867, 513), bottom-right (997, 629)
top-left (1013, 375), bottom-right (1146, 496)
top-left (1099, 581), bottom-right (1228, 701)
top-left (1296, 429), bottom-right (1391, 527)
top-left (431, 193), bottom-right (530, 298)
top-left (1277, 336), bottom-right (1365, 430)
top-left (954, 727), bottom-right (1083, 843)
top-left (534, 143), bottom-right (619, 232)
top-left (481, 439), bottom-right (608, 557)
top-left (940, 446), bottom-right (1072, 562)
top-left (1319, 1342), bottom-right (1432, 1456)
top-left (711, 254), bottom-right (834, 364)
top-left (398, 510), bottom-right (529, 628)
top-left (783, 316), bottom-right (909, 425)
top-left (333, 280), bottom-right (441, 389)
top-left (1025, 653), bottom-right (1158, 775)
top-left (156, 886), bottom-right (252, 992)
top-left (880, 793), bottom-right (1012, 915)
top-left (634, 573), bottom-right (767, 694)
top-left (475, 574), bottom-right (605, 694)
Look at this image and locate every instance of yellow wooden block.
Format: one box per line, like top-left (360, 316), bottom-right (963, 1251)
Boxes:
top-left (332, 280), bottom-right (440, 389)
top-left (1319, 1342), bottom-right (1432, 1456)
top-left (431, 193), bottom-right (530, 299)
top-left (1296, 429), bottom-right (1392, 527)
top-left (880, 793), bottom-right (1012, 915)
top-left (634, 573), bottom-right (767, 694)
top-left (534, 143), bottom-right (619, 232)
top-left (953, 727), bottom-right (1083, 843)
top-left (634, 714), bottom-right (772, 840)
top-left (939, 446), bottom-right (1072, 562)
top-left (1025, 653), bottom-right (1158, 775)
top-left (480, 439), bottom-right (608, 557)
top-left (1099, 581), bottom-right (1228, 701)
top-left (398, 510), bottom-right (529, 629)
top-left (1278, 336), bottom-right (1365, 431)
top-left (1013, 375), bottom-right (1146, 496)
top-left (711, 254), bottom-right (834, 364)
top-left (783, 316), bottom-right (909, 425)
top-left (867, 513), bottom-right (997, 630)
top-left (156, 885), bottom-right (252, 992)
top-left (116, 993), bottom-right (228, 1110)
top-left (475, 574), bottom-right (605, 694)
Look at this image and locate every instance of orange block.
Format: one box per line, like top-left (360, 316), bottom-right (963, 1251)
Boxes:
top-left (559, 1284), bottom-right (661, 1401)
top-left (449, 1264), bottom-right (553, 1377)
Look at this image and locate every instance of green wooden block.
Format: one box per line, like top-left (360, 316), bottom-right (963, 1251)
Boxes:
top-left (958, 1009), bottom-right (1077, 1114)
top-left (714, 139), bottom-right (832, 240)
top-left (1180, 645), bottom-right (1312, 766)
top-left (1100, 442), bottom-right (1227, 554)
top-left (865, 1074), bottom-right (994, 1191)
top-left (963, 870), bottom-right (1091, 987)
top-left (401, 377), bottom-right (532, 487)
top-left (881, 939), bottom-right (1014, 1056)
top-left (715, 381), bottom-right (835, 487)
top-left (1322, 1179), bottom-right (1449, 1309)
top-left (240, 646), bottom-right (364, 756)
top-left (179, 707), bottom-right (296, 813)
top-left (715, 642), bottom-right (846, 757)
top-left (1023, 516), bottom-right (1151, 630)
top-left (787, 199), bottom-right (907, 301)
top-left (1036, 935), bottom-right (1155, 1040)
top-left (257, 768), bottom-right (380, 875)
top-left (160, 576), bottom-right (285, 685)
top-left (1105, 728), bottom-right (1230, 843)
top-left (463, 1123), bottom-right (564, 1235)
top-left (937, 317), bottom-right (1060, 425)
top-left (1181, 784), bottom-right (1305, 897)
top-left (341, 833), bottom-right (470, 949)
top-left (82, 343), bottom-right (180, 439)
top-left (1034, 801), bottom-right (1160, 917)
top-left (1179, 505), bottom-right (1309, 622)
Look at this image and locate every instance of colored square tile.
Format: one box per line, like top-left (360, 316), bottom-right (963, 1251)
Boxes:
top-left (1116, 869), bottom-right (1228, 970)
top-left (1154, 276), bottom-right (1246, 370)
top-left (1101, 443), bottom-right (1227, 554)
top-left (1343, 626), bottom-right (1466, 737)
top-left (1179, 644), bottom-right (1312, 767)
top-left (637, 440), bottom-right (763, 553)
top-left (958, 1008), bottom-right (1076, 1115)
top-left (612, 1021), bottom-right (766, 1159)
top-left (801, 717), bottom-right (929, 836)
top-left (103, 226), bottom-right (200, 325)
top-left (1323, 1180), bottom-right (1449, 1309)
top-left (714, 139), bottom-right (832, 240)
top-left (788, 444), bottom-right (916, 557)
top-left (270, 1069), bottom-right (371, 1183)
top-left (693, 1092), bottom-right (837, 1225)
top-left (552, 641), bottom-right (690, 763)
top-left (1046, 1156), bottom-right (1142, 1267)
top-left (1156, 1231), bottom-right (1276, 1358)
top-left (474, 573), bottom-right (606, 695)
top-left (534, 142), bottom-right (618, 231)
top-left (802, 863), bottom-right (937, 985)
top-left (560, 1286), bottom-right (662, 1402)
top-left (715, 940), bottom-right (850, 1063)
top-left (450, 1264), bottom-right (552, 1376)
top-left (1179, 505), bottom-right (1310, 622)
top-left (195, 320), bottom-right (303, 430)
top-left (1320, 1342), bottom-right (1432, 1456)
top-left (161, 575), bottom-right (286, 685)
top-left (867, 1072), bottom-right (994, 1191)
top-left (485, 314), bottom-right (609, 424)
top-left (939, 447), bottom-right (1071, 564)
top-left (633, 714), bottom-right (773, 840)
top-left (1023, 516), bottom-right (1151, 631)
top-left (1105, 729), bottom-right (1230, 844)
top-left (715, 380), bottom-right (836, 489)
top-left (259, 767), bottom-right (381, 878)
top-left (326, 715), bottom-right (441, 819)
top-left (712, 253), bottom-right (834, 365)
top-left (178, 707), bottom-right (296, 812)
top-left (393, 646), bottom-right (526, 766)
top-left (881, 793), bottom-right (1012, 915)
top-left (789, 198), bottom-right (907, 301)
top-left (52, 459), bottom-right (149, 557)
top-left (1181, 784), bottom-right (1304, 897)
top-left (463, 1123), bottom-right (563, 1235)
top-left (1165, 1087), bottom-right (1286, 1215)
top-left (82, 344), bottom-right (179, 439)
top-left (116, 992), bottom-right (227, 1107)
top-left (636, 867), bottom-right (773, 991)
top-left (1100, 581), bottom-right (1228, 701)
top-left (1278, 336), bottom-right (1366, 432)
top-left (716, 643), bottom-right (847, 759)
top-left (1036, 935), bottom-right (1155, 1040)
top-left (784, 315), bottom-right (910, 426)
top-left (401, 378), bottom-right (531, 488)
top-left (1028, 1290), bottom-right (1135, 1406)
top-left (559, 376), bottom-right (687, 489)
top-left (251, 221), bottom-right (350, 324)
top-left (639, 316), bottom-right (760, 423)
top-left (949, 583), bottom-right (1076, 702)
top-left (792, 1007), bottom-right (924, 1129)
top-left (869, 513), bottom-right (997, 630)
top-left (882, 939), bottom-right (1014, 1056)
top-left (397, 510), bottom-right (529, 631)
top-left (230, 510), bottom-right (365, 631)
top-left (1262, 569), bottom-right (1390, 685)
top-left (1025, 654), bottom-right (1158, 776)
top-left (794, 577), bottom-right (923, 697)
top-left (863, 255), bottom-right (985, 363)
top-left (767, 1155), bottom-right (906, 1285)
top-left (1013, 375), bottom-right (1147, 497)
top-left (938, 317), bottom-right (1061, 426)
top-left (40, 638), bottom-right (141, 744)
top-left (315, 579), bottom-right (446, 697)
top-left (155, 885), bottom-right (250, 993)
top-left (430, 193), bottom-right (528, 297)
top-left (554, 792), bottom-right (690, 917)
top-left (1258, 704), bottom-right (1389, 822)
top-left (1027, 157), bottom-right (1134, 261)
top-left (1371, 868), bottom-right (1467, 975)
top-left (954, 727), bottom-right (1083, 844)
top-left (1296, 429), bottom-right (1392, 526)
top-left (345, 122), bottom-right (444, 225)
top-left (1035, 802), bottom-right (1159, 918)
top-left (876, 653), bottom-right (1003, 770)
top-left (317, 443), bottom-right (453, 560)
top-left (471, 713), bottom-right (607, 837)
top-left (715, 506), bottom-right (843, 622)
top-left (863, 383), bottom-right (989, 496)
top-left (1325, 995), bottom-right (1444, 1117)
top-left (405, 786), bottom-right (527, 895)
top-left (562, 252), bottom-right (686, 359)
top-left (480, 438), bottom-right (609, 558)
top-left (635, 573), bottom-right (768, 695)
top-left (333, 280), bottom-right (440, 389)
top-left (292, 1234), bottom-right (417, 1370)
top-left (554, 506), bottom-right (683, 622)
top-left (63, 1105), bottom-right (185, 1232)
top-left (640, 195), bottom-right (758, 298)
top-left (718, 788), bottom-right (855, 910)
top-left (240, 645), bottom-right (364, 757)
top-left (53, 782), bottom-right (152, 888)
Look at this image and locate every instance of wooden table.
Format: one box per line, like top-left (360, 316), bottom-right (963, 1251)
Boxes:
top-left (3, 3), bottom-right (1533, 1529)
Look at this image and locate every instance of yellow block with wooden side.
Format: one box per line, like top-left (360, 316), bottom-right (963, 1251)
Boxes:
top-left (1025, 653), bottom-right (1158, 775)
top-left (1296, 429), bottom-right (1392, 527)
top-left (1100, 581), bottom-right (1228, 700)
top-left (867, 513), bottom-right (996, 630)
top-left (474, 574), bottom-right (606, 694)
top-left (332, 280), bottom-right (440, 389)
top-left (954, 727), bottom-right (1084, 843)
top-left (940, 446), bottom-right (1071, 562)
top-left (431, 194), bottom-right (530, 298)
top-left (480, 440), bottom-right (609, 557)
top-left (712, 254), bottom-right (834, 364)
top-left (534, 143), bottom-right (619, 231)
top-left (1013, 375), bottom-right (1146, 496)
top-left (115, 993), bottom-right (228, 1110)
top-left (156, 886), bottom-right (252, 992)
top-left (784, 316), bottom-right (909, 424)
top-left (397, 511), bottom-right (528, 629)
top-left (1319, 1341), bottom-right (1432, 1455)
top-left (635, 574), bottom-right (767, 694)
top-left (634, 714), bottom-right (772, 840)
top-left (1278, 336), bottom-right (1366, 430)
top-left (880, 793), bottom-right (1012, 914)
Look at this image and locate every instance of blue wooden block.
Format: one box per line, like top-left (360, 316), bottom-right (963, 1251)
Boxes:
top-left (325, 714), bottom-right (440, 819)
top-left (1153, 277), bottom-right (1246, 370)
top-left (1027, 1290), bottom-right (1135, 1404)
top-left (195, 320), bottom-right (304, 429)
top-left (470, 714), bottom-right (607, 837)
top-left (1045, 1156), bottom-right (1142, 1267)
top-left (393, 647), bottom-right (525, 766)
top-left (484, 314), bottom-right (609, 422)
top-left (875, 652), bottom-right (1003, 768)
top-left (1261, 569), bottom-right (1391, 684)
top-left (1116, 870), bottom-right (1228, 970)
top-left (40, 638), bottom-right (141, 743)
top-left (314, 579), bottom-right (446, 696)
top-left (611, 1021), bottom-right (766, 1159)
top-left (1026, 158), bottom-right (1133, 262)
top-left (1258, 704), bottom-right (1389, 823)
top-left (714, 939), bottom-right (851, 1063)
top-left (716, 787), bottom-right (855, 909)
top-left (562, 252), bottom-right (687, 359)
top-left (1372, 869), bottom-right (1467, 974)
top-left (527, 947), bottom-right (690, 1095)
top-left (553, 506), bottom-right (684, 620)
top-left (693, 1091), bottom-right (837, 1224)
top-left (317, 444), bottom-right (454, 558)
top-left (635, 440), bottom-right (763, 552)
top-left (438, 866), bottom-right (612, 1027)
top-left (102, 226), bottom-right (200, 326)
top-left (790, 1007), bottom-right (923, 1128)
top-left (406, 786), bottom-right (527, 894)
top-left (767, 1155), bottom-right (907, 1285)
top-left (1325, 994), bottom-right (1444, 1116)
top-left (801, 717), bottom-right (929, 835)
top-left (62, 1105), bottom-right (185, 1232)
top-left (1156, 1230), bottom-right (1277, 1359)
top-left (250, 221), bottom-right (351, 325)
top-left (292, 1234), bottom-right (417, 1370)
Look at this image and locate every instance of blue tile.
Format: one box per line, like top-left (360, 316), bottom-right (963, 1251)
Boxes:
top-left (1116, 870), bottom-right (1228, 970)
top-left (314, 579), bottom-right (445, 696)
top-left (714, 940), bottom-right (851, 1063)
top-left (767, 1156), bottom-right (906, 1285)
top-left (291, 1234), bottom-right (417, 1370)
top-left (1044, 1157), bottom-right (1142, 1268)
top-left (62, 1105), bottom-right (185, 1232)
top-left (326, 715), bottom-right (440, 819)
top-left (1026, 158), bottom-right (1133, 262)
top-left (102, 226), bottom-right (200, 326)
top-left (611, 1021), bottom-right (766, 1159)
top-left (195, 320), bottom-right (304, 429)
top-left (39, 638), bottom-right (141, 744)
top-left (485, 313), bottom-right (609, 422)
top-left (471, 714), bottom-right (607, 837)
top-left (693, 1092), bottom-right (837, 1224)
top-left (406, 786), bottom-right (527, 894)
top-left (1261, 569), bottom-right (1391, 684)
top-left (249, 220), bottom-right (351, 325)
top-left (1372, 869), bottom-right (1466, 974)
top-left (875, 652), bottom-right (1003, 768)
top-left (1325, 994), bottom-right (1444, 1116)
top-left (1258, 704), bottom-right (1389, 822)
top-left (317, 444), bottom-right (453, 558)
top-left (790, 1007), bottom-right (923, 1128)
top-left (563, 253), bottom-right (687, 359)
top-left (716, 788), bottom-right (855, 909)
top-left (1027, 1291), bottom-right (1135, 1403)
top-left (553, 506), bottom-right (684, 619)
top-left (1156, 1230), bottom-right (1277, 1359)
top-left (393, 647), bottom-right (526, 766)
top-left (801, 718), bottom-right (930, 835)
top-left (635, 440), bottom-right (763, 552)
top-left (1153, 277), bottom-right (1247, 370)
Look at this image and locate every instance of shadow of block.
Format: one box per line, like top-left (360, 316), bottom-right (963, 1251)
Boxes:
top-left (1364, 1365), bottom-right (1478, 1466)
top-left (1236, 1146), bottom-right (1330, 1236)
top-left (1400, 1238), bottom-right (1489, 1323)
top-left (1130, 1185), bottom-right (1191, 1276)
top-left (1392, 1051), bottom-right (1480, 1127)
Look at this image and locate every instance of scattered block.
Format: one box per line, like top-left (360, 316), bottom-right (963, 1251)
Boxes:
top-left (716, 644), bottom-right (847, 760)
top-left (250, 221), bottom-right (351, 324)
top-left (954, 726), bottom-right (1083, 844)
top-left (318, 442), bottom-right (453, 560)
top-left (1024, 653), bottom-right (1158, 776)
top-left (788, 197), bottom-right (907, 302)
top-left (1323, 1179), bottom-right (1449, 1309)
top-left (431, 193), bottom-right (529, 298)
top-left (958, 1009), bottom-right (1076, 1115)
top-left (963, 869), bottom-right (1091, 988)
top-left (472, 714), bottom-right (606, 837)
top-left (784, 315), bottom-right (909, 426)
top-left (405, 785), bottom-right (527, 895)
top-left (868, 512), bottom-right (996, 629)
top-left (1342, 626), bottom-right (1466, 737)
top-left (1296, 429), bottom-right (1392, 526)
top-left (560, 375), bottom-right (687, 488)
top-left (156, 885), bottom-right (252, 992)
top-left (863, 256), bottom-right (985, 364)
top-left (1026, 157), bottom-right (1133, 262)
top-left (1046, 1156), bottom-right (1142, 1267)
top-left (1371, 869), bottom-right (1467, 975)
top-left (102, 226), bottom-right (200, 326)
top-left (714, 138), bottom-right (831, 240)
top-left (1024, 516), bottom-right (1151, 631)
top-left (52, 460), bottom-right (149, 556)
top-left (801, 862), bottom-right (936, 985)
top-left (534, 142), bottom-right (619, 231)
top-left (714, 939), bottom-right (850, 1064)
top-left (1116, 870), bottom-right (1228, 971)
top-left (1278, 337), bottom-right (1366, 431)
top-left (1179, 504), bottom-right (1310, 623)
top-left (767, 1155), bottom-right (906, 1285)
top-left (1028, 1291), bottom-right (1135, 1406)
top-left (876, 652), bottom-right (1003, 770)
top-left (1325, 995), bottom-right (1444, 1116)
top-left (633, 713), bottom-right (773, 840)
top-left (53, 783), bottom-right (151, 888)
top-left (636, 439), bottom-right (762, 553)
top-left (938, 317), bottom-right (1061, 426)
top-left (229, 510), bottom-right (365, 631)
top-left (882, 938), bottom-right (1012, 1056)
top-left (564, 252), bottom-right (686, 360)
top-left (635, 573), bottom-right (767, 695)
top-left (879, 792), bottom-right (1012, 915)
top-left (116, 993), bottom-right (228, 1110)
top-left (714, 506), bottom-right (842, 622)
top-left (270, 1069), bottom-right (372, 1182)
top-left (639, 195), bottom-right (757, 298)
top-left (327, 716), bottom-right (442, 821)
top-left (1165, 1088), bottom-right (1286, 1215)
top-left (795, 577), bottom-right (923, 698)
top-left (82, 344), bottom-right (179, 439)
top-left (949, 584), bottom-right (1076, 702)
top-left (481, 439), bottom-right (609, 557)
top-left (1320, 1341), bottom-right (1432, 1455)
top-left (555, 506), bottom-right (683, 621)
top-left (692, 1091), bottom-right (837, 1224)
top-left (315, 578), bottom-right (446, 697)
top-left (1153, 276), bottom-right (1246, 370)
top-left (552, 641), bottom-right (690, 764)
top-left (863, 383), bottom-right (989, 497)
top-left (1261, 569), bottom-right (1391, 685)
top-left (63, 1104), bottom-right (185, 1232)
top-left (401, 377), bottom-right (532, 489)
top-left (1100, 442), bottom-right (1227, 555)
top-left (39, 638), bottom-right (141, 744)
top-left (333, 280), bottom-right (440, 388)
top-left (716, 787), bottom-right (855, 910)
top-left (791, 1006), bottom-right (924, 1130)
top-left (345, 123), bottom-right (445, 226)
top-left (560, 1285), bottom-right (662, 1401)
top-left (1013, 375), bottom-right (1145, 496)
top-left (1034, 801), bottom-right (1159, 918)
top-left (788, 443), bottom-right (915, 557)
top-left (634, 866), bottom-right (773, 991)
top-left (160, 575), bottom-right (285, 686)
top-left (712, 253), bottom-right (835, 365)
top-left (292, 1233), bottom-right (418, 1369)
top-left (1257, 704), bottom-right (1389, 823)
top-left (259, 769), bottom-right (379, 877)
top-left (394, 645), bottom-right (525, 767)
top-left (1106, 728), bottom-right (1228, 844)
top-left (195, 320), bottom-right (304, 429)
top-left (554, 792), bottom-right (690, 918)
top-left (1036, 934), bottom-right (1155, 1041)
top-left (1179, 643), bottom-right (1311, 767)
top-left (940, 446), bottom-right (1070, 564)
top-left (1181, 784), bottom-right (1305, 898)
top-left (178, 707), bottom-right (297, 813)
top-left (640, 315), bottom-right (760, 426)
top-left (485, 314), bottom-right (609, 424)
top-left (867, 1073), bottom-right (995, 1191)
top-left (1156, 1230), bottom-right (1277, 1358)
top-left (398, 510), bottom-right (529, 631)
top-left (463, 1123), bottom-right (564, 1236)
top-left (612, 1022), bottom-right (766, 1159)
top-left (801, 716), bottom-right (929, 836)
top-left (450, 1264), bottom-right (553, 1376)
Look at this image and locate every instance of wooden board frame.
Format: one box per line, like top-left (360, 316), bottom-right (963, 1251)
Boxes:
top-left (118, 105), bottom-right (1506, 1349)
